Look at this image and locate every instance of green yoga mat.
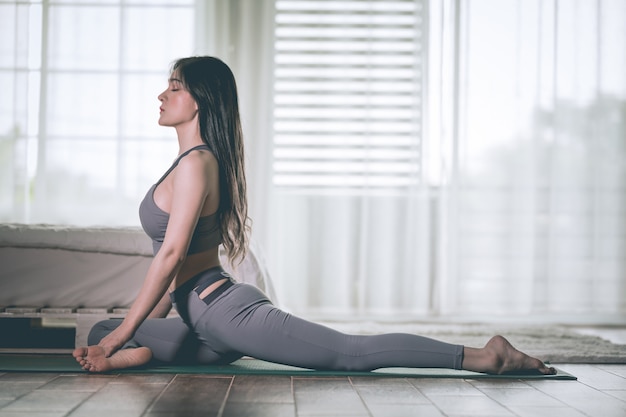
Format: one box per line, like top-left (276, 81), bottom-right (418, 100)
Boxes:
top-left (0, 354), bottom-right (575, 380)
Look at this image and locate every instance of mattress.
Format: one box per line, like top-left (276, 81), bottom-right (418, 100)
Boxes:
top-left (0, 223), bottom-right (277, 309)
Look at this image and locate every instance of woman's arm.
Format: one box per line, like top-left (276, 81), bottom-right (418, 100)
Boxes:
top-left (97, 150), bottom-right (214, 356)
top-left (147, 292), bottom-right (172, 318)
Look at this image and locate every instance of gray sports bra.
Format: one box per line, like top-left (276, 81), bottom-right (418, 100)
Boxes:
top-left (139, 145), bottom-right (222, 255)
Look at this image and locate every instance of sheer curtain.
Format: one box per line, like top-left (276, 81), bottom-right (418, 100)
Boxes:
top-left (0, 0), bottom-right (273, 229)
top-left (266, 0), bottom-right (434, 316)
top-left (438, 0), bottom-right (626, 318)
top-left (264, 0), bottom-right (625, 320)
top-left (196, 0), bottom-right (276, 243)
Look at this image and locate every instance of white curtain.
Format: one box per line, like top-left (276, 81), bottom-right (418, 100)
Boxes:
top-left (196, 0), bottom-right (276, 243)
top-left (266, 0), bottom-right (434, 316)
top-left (439, 0), bottom-right (626, 318)
top-left (263, 0), bottom-right (626, 320)
top-left (0, 0), bottom-right (274, 230)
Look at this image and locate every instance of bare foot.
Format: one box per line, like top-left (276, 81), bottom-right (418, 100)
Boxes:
top-left (463, 335), bottom-right (556, 375)
top-left (72, 346), bottom-right (152, 373)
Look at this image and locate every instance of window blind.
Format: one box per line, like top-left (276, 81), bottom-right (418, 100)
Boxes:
top-left (273, 0), bottom-right (427, 190)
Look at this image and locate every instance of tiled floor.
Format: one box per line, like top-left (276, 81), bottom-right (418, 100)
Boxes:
top-left (0, 364), bottom-right (625, 417)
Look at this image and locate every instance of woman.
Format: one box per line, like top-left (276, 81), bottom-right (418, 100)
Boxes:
top-left (74, 56), bottom-right (555, 375)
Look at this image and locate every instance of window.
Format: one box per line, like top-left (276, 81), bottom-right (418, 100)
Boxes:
top-left (273, 0), bottom-right (427, 190)
top-left (0, 0), bottom-right (194, 225)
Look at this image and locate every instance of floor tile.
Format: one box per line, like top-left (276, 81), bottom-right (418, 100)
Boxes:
top-left (410, 379), bottom-right (485, 396)
top-left (0, 373), bottom-right (58, 383)
top-left (222, 402), bottom-right (296, 417)
top-left (604, 390), bottom-right (626, 402)
top-left (148, 375), bottom-right (231, 414)
top-left (352, 377), bottom-right (431, 405)
top-left (367, 403), bottom-right (445, 417)
top-left (0, 382), bottom-right (48, 399)
top-left (68, 411), bottom-right (147, 417)
top-left (597, 364), bottom-right (626, 378)
top-left (227, 375), bottom-right (293, 403)
top-left (477, 387), bottom-right (564, 407)
top-left (1, 390), bottom-right (93, 413)
top-left (528, 378), bottom-right (626, 417)
top-left (558, 364), bottom-right (626, 390)
top-left (468, 379), bottom-right (534, 389)
top-left (107, 374), bottom-right (175, 384)
top-left (68, 381), bottom-right (166, 416)
top-left (293, 378), bottom-right (369, 416)
top-left (38, 374), bottom-right (113, 391)
top-left (427, 394), bottom-right (515, 416)
top-left (0, 412), bottom-right (67, 417)
top-left (145, 411), bottom-right (219, 417)
top-left (507, 405), bottom-right (589, 417)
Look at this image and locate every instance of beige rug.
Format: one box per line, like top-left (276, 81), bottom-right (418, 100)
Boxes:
top-left (319, 321), bottom-right (626, 364)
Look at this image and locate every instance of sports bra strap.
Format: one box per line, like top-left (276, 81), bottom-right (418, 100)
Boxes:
top-left (155, 144), bottom-right (210, 186)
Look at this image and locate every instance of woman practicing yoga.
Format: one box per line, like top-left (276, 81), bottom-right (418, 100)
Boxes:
top-left (74, 56), bottom-right (555, 376)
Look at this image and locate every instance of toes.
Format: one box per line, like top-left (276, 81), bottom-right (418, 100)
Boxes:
top-left (72, 347), bottom-right (88, 359)
top-left (486, 335), bottom-right (554, 374)
top-left (543, 365), bottom-right (557, 375)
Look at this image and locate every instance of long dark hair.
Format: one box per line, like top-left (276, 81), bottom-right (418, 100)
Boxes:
top-left (172, 56), bottom-right (250, 265)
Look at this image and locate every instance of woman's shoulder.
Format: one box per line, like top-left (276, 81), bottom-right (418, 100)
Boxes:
top-left (175, 147), bottom-right (219, 183)
top-left (180, 146), bottom-right (217, 167)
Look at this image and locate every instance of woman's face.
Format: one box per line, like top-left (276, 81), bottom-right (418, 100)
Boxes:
top-left (157, 72), bottom-right (198, 128)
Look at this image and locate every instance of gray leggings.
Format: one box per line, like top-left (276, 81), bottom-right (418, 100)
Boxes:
top-left (89, 280), bottom-right (464, 371)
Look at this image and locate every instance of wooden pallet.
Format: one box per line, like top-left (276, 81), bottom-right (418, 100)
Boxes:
top-left (0, 306), bottom-right (179, 351)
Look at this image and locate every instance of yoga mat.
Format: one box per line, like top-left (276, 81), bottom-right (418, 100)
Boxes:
top-left (0, 354), bottom-right (576, 380)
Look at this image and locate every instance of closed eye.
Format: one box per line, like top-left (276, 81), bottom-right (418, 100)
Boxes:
top-left (168, 77), bottom-right (183, 92)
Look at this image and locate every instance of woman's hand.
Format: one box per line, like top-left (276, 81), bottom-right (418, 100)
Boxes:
top-left (97, 324), bottom-right (133, 357)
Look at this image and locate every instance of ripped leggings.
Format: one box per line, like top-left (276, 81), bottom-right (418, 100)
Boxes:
top-left (88, 268), bottom-right (464, 371)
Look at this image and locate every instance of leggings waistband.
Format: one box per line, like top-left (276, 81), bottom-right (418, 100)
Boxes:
top-left (170, 266), bottom-right (232, 304)
top-left (196, 278), bottom-right (234, 305)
